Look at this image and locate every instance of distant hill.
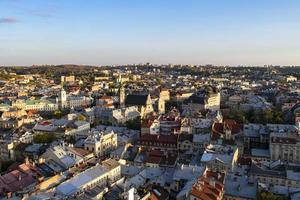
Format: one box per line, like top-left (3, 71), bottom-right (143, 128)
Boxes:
top-left (3, 65), bottom-right (100, 76)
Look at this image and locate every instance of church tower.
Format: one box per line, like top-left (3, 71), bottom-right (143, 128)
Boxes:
top-left (158, 88), bottom-right (168, 114)
top-left (119, 84), bottom-right (125, 108)
top-left (158, 97), bottom-right (165, 114)
top-left (58, 87), bottom-right (68, 109)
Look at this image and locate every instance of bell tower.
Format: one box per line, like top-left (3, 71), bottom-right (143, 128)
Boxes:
top-left (119, 84), bottom-right (125, 108)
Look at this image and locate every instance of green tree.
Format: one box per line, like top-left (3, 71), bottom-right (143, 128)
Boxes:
top-left (258, 191), bottom-right (287, 200)
top-left (33, 133), bottom-right (56, 144)
top-left (53, 110), bottom-right (62, 119)
top-left (125, 117), bottom-right (141, 130)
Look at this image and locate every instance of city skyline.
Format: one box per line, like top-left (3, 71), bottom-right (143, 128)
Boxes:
top-left (1, 0), bottom-right (300, 66)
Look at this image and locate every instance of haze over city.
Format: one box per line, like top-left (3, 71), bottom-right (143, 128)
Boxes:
top-left (3, 1), bottom-right (300, 200)
top-left (1, 0), bottom-right (300, 66)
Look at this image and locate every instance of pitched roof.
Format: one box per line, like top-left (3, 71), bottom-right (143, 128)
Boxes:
top-left (125, 94), bottom-right (149, 106)
top-left (190, 170), bottom-right (225, 200)
top-left (139, 134), bottom-right (178, 145)
top-left (211, 119), bottom-right (243, 140)
top-left (0, 163), bottom-right (38, 193)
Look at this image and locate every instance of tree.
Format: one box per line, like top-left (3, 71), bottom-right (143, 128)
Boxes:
top-left (33, 133), bottom-right (56, 144)
top-left (53, 110), bottom-right (62, 119)
top-left (264, 110), bottom-right (274, 123)
top-left (258, 191), bottom-right (287, 200)
top-left (0, 160), bottom-right (14, 173)
top-left (125, 117), bottom-right (141, 130)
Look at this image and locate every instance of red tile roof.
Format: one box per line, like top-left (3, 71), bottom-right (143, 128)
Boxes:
top-left (139, 134), bottom-right (178, 145)
top-left (0, 163), bottom-right (38, 193)
top-left (190, 170), bottom-right (225, 200)
top-left (211, 119), bottom-right (243, 140)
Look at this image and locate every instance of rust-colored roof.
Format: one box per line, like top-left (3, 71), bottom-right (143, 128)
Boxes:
top-left (0, 163), bottom-right (38, 193)
top-left (211, 119), bottom-right (243, 140)
top-left (139, 134), bottom-right (178, 145)
top-left (190, 170), bottom-right (225, 200)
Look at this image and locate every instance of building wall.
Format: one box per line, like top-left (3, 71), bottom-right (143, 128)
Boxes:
top-left (205, 93), bottom-right (221, 111)
top-left (270, 142), bottom-right (300, 164)
top-left (84, 132), bottom-right (118, 157)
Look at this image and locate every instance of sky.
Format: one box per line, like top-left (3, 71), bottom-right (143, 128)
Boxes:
top-left (1, 0), bottom-right (300, 66)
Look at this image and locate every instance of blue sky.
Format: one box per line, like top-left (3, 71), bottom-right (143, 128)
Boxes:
top-left (0, 0), bottom-right (300, 66)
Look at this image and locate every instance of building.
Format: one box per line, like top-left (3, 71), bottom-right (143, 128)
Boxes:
top-left (269, 124), bottom-right (300, 164)
top-left (141, 118), bottom-right (160, 135)
top-left (224, 171), bottom-right (257, 200)
top-left (25, 99), bottom-right (58, 111)
top-left (68, 95), bottom-right (92, 108)
top-left (119, 84), bottom-right (125, 108)
top-left (158, 88), bottom-right (170, 114)
top-left (56, 158), bottom-right (120, 197)
top-left (65, 120), bottom-right (90, 137)
top-left (58, 88), bottom-right (68, 109)
top-left (112, 106), bottom-right (140, 125)
top-left (286, 75), bottom-right (297, 82)
top-left (178, 134), bottom-right (193, 152)
top-left (243, 123), bottom-right (269, 151)
top-left (183, 87), bottom-right (221, 116)
top-left (211, 119), bottom-right (243, 141)
top-left (138, 134), bottom-right (178, 150)
top-left (61, 75), bottom-right (75, 83)
top-left (57, 88), bottom-right (92, 109)
top-left (84, 130), bottom-right (118, 157)
top-left (96, 96), bottom-right (114, 108)
top-left (250, 161), bottom-right (300, 188)
top-left (158, 114), bottom-right (181, 135)
top-left (189, 169), bottom-right (225, 200)
top-left (41, 144), bottom-right (78, 172)
top-left (0, 162), bottom-right (39, 195)
top-left (125, 94), bottom-right (153, 118)
top-left (201, 144), bottom-right (239, 172)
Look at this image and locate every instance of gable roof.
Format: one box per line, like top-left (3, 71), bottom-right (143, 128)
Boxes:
top-left (125, 94), bottom-right (149, 106)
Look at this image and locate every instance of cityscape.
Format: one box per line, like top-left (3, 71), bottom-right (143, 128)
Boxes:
top-left (1, 1), bottom-right (300, 200)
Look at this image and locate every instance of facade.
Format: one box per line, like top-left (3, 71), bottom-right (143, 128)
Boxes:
top-left (125, 94), bottom-right (153, 118)
top-left (119, 84), bottom-right (125, 108)
top-left (112, 106), bottom-right (140, 125)
top-left (96, 96), bottom-right (114, 108)
top-left (57, 88), bottom-right (92, 109)
top-left (84, 130), bottom-right (118, 157)
top-left (250, 161), bottom-right (300, 188)
top-left (138, 134), bottom-right (178, 150)
top-left (212, 119), bottom-right (243, 141)
top-left (182, 87), bottom-right (221, 117)
top-left (286, 75), bottom-right (297, 82)
top-left (178, 134), bottom-right (193, 152)
top-left (158, 88), bottom-right (170, 114)
top-left (243, 123), bottom-right (269, 151)
top-left (61, 75), bottom-right (75, 83)
top-left (201, 144), bottom-right (239, 173)
top-left (159, 115), bottom-right (181, 135)
top-left (25, 99), bottom-right (58, 111)
top-left (269, 124), bottom-right (300, 164)
top-left (65, 120), bottom-right (90, 136)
